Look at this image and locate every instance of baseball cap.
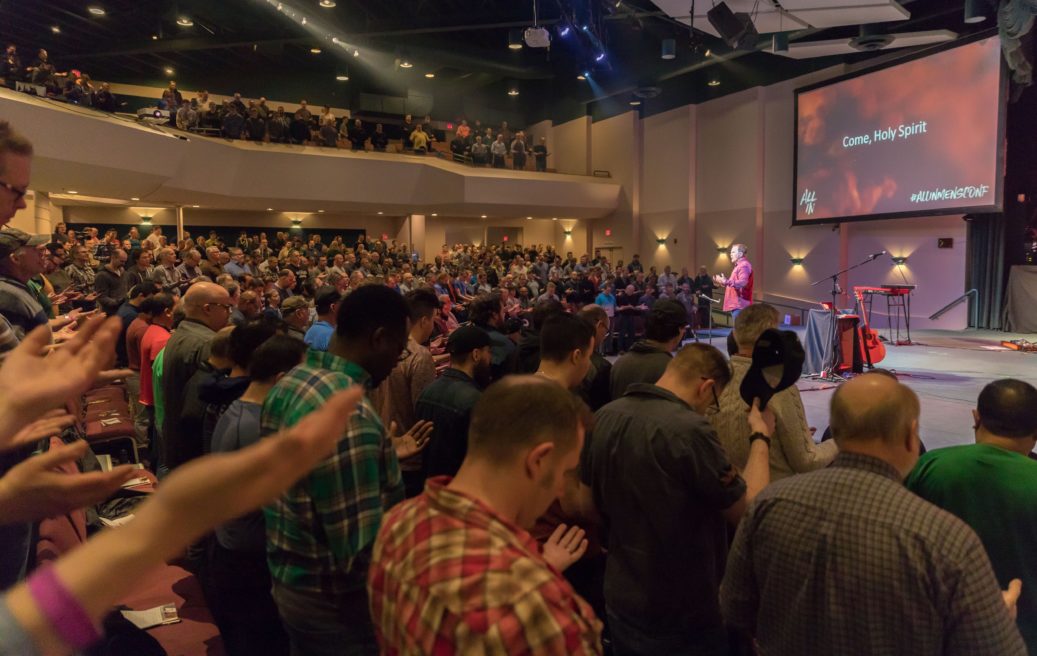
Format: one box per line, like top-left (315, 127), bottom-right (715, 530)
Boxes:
top-left (740, 328), bottom-right (805, 411)
top-left (0, 227), bottom-right (48, 259)
top-left (281, 296), bottom-right (310, 312)
top-left (447, 325), bottom-right (492, 355)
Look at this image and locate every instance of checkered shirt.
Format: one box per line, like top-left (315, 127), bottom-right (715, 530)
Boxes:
top-left (368, 477), bottom-right (603, 655)
top-left (721, 452), bottom-right (1026, 655)
top-left (262, 349), bottom-right (404, 596)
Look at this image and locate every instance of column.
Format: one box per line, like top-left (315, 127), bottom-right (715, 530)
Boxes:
top-left (409, 213), bottom-right (426, 262)
top-left (34, 190), bottom-right (52, 236)
top-left (176, 206), bottom-right (185, 243)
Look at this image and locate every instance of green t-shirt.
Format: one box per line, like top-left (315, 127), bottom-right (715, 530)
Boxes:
top-left (153, 348), bottom-right (166, 431)
top-left (906, 443), bottom-right (1037, 654)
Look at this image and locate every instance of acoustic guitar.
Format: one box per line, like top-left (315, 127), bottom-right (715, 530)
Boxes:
top-left (853, 289), bottom-right (886, 367)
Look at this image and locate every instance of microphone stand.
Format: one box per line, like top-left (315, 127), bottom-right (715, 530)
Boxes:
top-left (807, 253), bottom-right (883, 383)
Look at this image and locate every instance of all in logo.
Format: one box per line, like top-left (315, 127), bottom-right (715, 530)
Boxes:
top-left (799, 189), bottom-right (817, 216)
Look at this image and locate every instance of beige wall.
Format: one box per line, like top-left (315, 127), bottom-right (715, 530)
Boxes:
top-left (641, 106), bottom-right (695, 272)
top-left (590, 112), bottom-right (638, 265)
top-left (553, 116), bottom-right (591, 176)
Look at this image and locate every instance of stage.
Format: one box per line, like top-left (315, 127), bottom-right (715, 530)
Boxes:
top-left (688, 328), bottom-right (1037, 451)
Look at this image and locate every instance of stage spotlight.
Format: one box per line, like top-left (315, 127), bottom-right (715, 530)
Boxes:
top-left (707, 75), bottom-right (720, 87)
top-left (164, 67), bottom-right (175, 75)
top-left (577, 73), bottom-right (586, 80)
top-left (581, 25), bottom-right (589, 31)
top-left (353, 48), bottom-right (360, 57)
top-left (51, 25), bottom-right (61, 33)
top-left (319, 0), bottom-right (336, 7)
top-left (176, 16), bottom-right (193, 27)
top-left (964, 0), bottom-right (987, 23)
top-left (508, 29), bottom-right (524, 50)
top-left (595, 52), bottom-right (606, 62)
top-left (87, 6), bottom-right (105, 16)
top-left (772, 32), bottom-right (789, 52)
top-left (559, 25), bottom-right (571, 37)
top-left (661, 38), bottom-right (676, 60)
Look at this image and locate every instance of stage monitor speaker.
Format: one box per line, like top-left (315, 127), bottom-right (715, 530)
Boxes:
top-left (706, 3), bottom-right (759, 50)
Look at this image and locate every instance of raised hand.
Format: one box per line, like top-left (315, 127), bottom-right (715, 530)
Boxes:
top-left (389, 419), bottom-right (432, 461)
top-left (542, 523), bottom-right (588, 572)
top-left (0, 440), bottom-right (138, 523)
top-left (4, 410), bottom-right (76, 452)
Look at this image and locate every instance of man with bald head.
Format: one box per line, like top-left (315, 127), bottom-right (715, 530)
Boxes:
top-left (907, 378), bottom-right (1037, 652)
top-left (721, 374), bottom-right (1026, 655)
top-left (160, 281), bottom-right (232, 471)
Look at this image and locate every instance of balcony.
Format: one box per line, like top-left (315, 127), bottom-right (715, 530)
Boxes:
top-left (1, 87), bottom-right (620, 218)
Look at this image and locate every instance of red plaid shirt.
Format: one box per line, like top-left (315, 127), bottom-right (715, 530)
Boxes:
top-left (368, 477), bottom-right (603, 655)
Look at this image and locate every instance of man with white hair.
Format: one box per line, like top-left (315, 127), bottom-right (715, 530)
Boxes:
top-left (151, 246), bottom-right (181, 289)
top-left (176, 248), bottom-right (203, 282)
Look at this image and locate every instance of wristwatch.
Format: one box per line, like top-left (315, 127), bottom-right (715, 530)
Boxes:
top-left (749, 432), bottom-right (772, 447)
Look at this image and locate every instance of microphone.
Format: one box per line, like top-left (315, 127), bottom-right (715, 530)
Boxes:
top-left (868, 250), bottom-right (887, 260)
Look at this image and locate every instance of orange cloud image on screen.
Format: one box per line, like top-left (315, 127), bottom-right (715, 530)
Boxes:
top-left (794, 37), bottom-right (1002, 222)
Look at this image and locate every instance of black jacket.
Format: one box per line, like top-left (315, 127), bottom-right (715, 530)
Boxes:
top-left (416, 369), bottom-right (483, 479)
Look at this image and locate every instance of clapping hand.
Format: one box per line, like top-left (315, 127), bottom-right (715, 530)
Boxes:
top-left (713, 273), bottom-right (727, 286)
top-left (542, 523), bottom-right (588, 572)
top-left (389, 419), bottom-right (432, 461)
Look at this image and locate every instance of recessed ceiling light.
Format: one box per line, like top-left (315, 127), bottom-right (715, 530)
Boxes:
top-left (629, 99), bottom-right (642, 106)
top-left (480, 214), bottom-right (487, 218)
top-left (707, 78), bottom-right (721, 87)
top-left (317, 209), bottom-right (325, 213)
top-left (507, 89), bottom-right (519, 96)
top-left (335, 74), bottom-right (349, 81)
top-left (130, 197), bottom-right (140, 201)
top-left (267, 207), bottom-right (274, 211)
top-left (431, 213), bottom-right (438, 216)
top-left (526, 216), bottom-right (532, 220)
top-left (310, 47), bottom-right (321, 54)
top-left (352, 48), bottom-right (359, 57)
top-left (301, 16), bottom-right (307, 25)
top-left (51, 25), bottom-right (61, 33)
top-left (164, 67), bottom-right (174, 75)
top-left (552, 217), bottom-right (558, 220)
top-left (67, 190), bottom-right (78, 194)
top-left (319, 0), bottom-right (336, 7)
top-left (399, 60), bottom-right (413, 69)
top-left (176, 16), bottom-right (193, 26)
top-left (424, 72), bottom-right (435, 78)
top-left (576, 74), bottom-right (586, 80)
top-left (151, 34), bottom-right (158, 40)
top-left (191, 204), bottom-right (200, 208)
top-left (87, 6), bottom-right (105, 16)
top-left (377, 211), bottom-right (383, 215)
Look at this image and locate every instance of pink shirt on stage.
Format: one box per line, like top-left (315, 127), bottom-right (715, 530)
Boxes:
top-left (723, 258), bottom-right (754, 312)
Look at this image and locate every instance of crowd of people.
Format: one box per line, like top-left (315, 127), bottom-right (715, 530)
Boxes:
top-left (2, 43), bottom-right (552, 171)
top-left (1, 114), bottom-right (1036, 656)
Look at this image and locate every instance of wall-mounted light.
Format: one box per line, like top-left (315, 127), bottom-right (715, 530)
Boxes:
top-left (290, 217), bottom-right (303, 230)
top-left (716, 245), bottom-right (729, 254)
top-left (892, 256), bottom-right (908, 265)
top-left (789, 256), bottom-right (804, 266)
top-left (563, 229), bottom-right (573, 236)
top-left (656, 237), bottom-right (668, 245)
top-left (140, 215), bottom-right (152, 226)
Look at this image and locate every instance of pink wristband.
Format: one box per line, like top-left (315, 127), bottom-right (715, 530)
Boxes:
top-left (26, 564), bottom-right (102, 650)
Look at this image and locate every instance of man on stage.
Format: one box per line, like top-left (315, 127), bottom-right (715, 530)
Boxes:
top-left (714, 243), bottom-right (753, 318)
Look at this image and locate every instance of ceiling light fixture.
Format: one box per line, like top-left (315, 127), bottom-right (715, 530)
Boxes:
top-left (629, 98), bottom-right (642, 106)
top-left (507, 88), bottom-right (519, 96)
top-left (191, 204), bottom-right (200, 208)
top-left (480, 214), bottom-right (487, 219)
top-left (310, 47), bottom-right (321, 54)
top-left (576, 74), bottom-right (586, 80)
top-left (552, 217), bottom-right (558, 220)
top-left (964, 0), bottom-right (987, 23)
top-left (431, 213), bottom-right (438, 216)
top-left (661, 38), bottom-right (676, 59)
top-left (335, 73), bottom-right (349, 81)
top-left (377, 211), bottom-right (383, 215)
top-left (704, 48), bottom-right (713, 57)
top-left (424, 72), bottom-right (435, 78)
top-left (301, 16), bottom-right (307, 25)
top-left (399, 59), bottom-right (413, 68)
top-left (176, 16), bottom-right (193, 26)
top-left (67, 190), bottom-right (79, 194)
top-left (87, 6), bottom-right (105, 16)
top-left (267, 207), bottom-right (274, 211)
top-left (164, 67), bottom-right (174, 75)
top-left (151, 34), bottom-right (158, 40)
top-left (130, 197), bottom-right (140, 201)
top-left (508, 29), bottom-right (524, 50)
top-left (526, 216), bottom-right (532, 220)
top-left (51, 25), bottom-right (61, 33)
top-left (319, 0), bottom-right (336, 7)
top-left (352, 48), bottom-right (359, 57)
top-left (772, 32), bottom-right (789, 52)
top-left (707, 76), bottom-right (721, 87)
top-left (317, 209), bottom-right (325, 213)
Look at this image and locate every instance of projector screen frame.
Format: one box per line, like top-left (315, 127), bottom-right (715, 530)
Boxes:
top-left (791, 30), bottom-right (1007, 227)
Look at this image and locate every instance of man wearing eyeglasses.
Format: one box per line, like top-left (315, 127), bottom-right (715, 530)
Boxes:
top-left (0, 121), bottom-right (32, 229)
top-left (584, 343), bottom-right (774, 656)
top-left (160, 281), bottom-right (232, 472)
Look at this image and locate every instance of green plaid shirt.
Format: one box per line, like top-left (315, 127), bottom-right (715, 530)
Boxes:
top-left (262, 349), bottom-right (404, 596)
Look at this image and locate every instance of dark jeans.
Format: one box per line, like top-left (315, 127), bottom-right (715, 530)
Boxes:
top-left (617, 314), bottom-right (636, 352)
top-left (272, 583), bottom-right (377, 656)
top-left (607, 609), bottom-right (730, 656)
top-left (205, 541), bottom-right (289, 656)
top-left (535, 158), bottom-right (547, 172)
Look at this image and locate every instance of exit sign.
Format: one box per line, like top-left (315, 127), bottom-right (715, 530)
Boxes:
top-left (605, 228), bottom-right (612, 237)
top-left (502, 235), bottom-right (509, 242)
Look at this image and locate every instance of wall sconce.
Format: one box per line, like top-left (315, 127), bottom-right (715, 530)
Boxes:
top-left (716, 245), bottom-right (729, 255)
top-left (290, 217), bottom-right (303, 230)
top-left (140, 215), bottom-right (152, 226)
top-left (656, 237), bottom-right (667, 245)
top-left (789, 257), bottom-right (804, 266)
top-left (891, 256), bottom-right (907, 265)
top-left (563, 229), bottom-right (573, 237)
